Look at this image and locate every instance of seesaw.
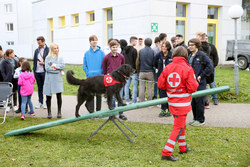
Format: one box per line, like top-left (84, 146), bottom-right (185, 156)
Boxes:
top-left (4, 86), bottom-right (230, 142)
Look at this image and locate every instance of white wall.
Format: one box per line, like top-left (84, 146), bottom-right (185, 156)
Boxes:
top-left (1, 0), bottom-right (243, 65)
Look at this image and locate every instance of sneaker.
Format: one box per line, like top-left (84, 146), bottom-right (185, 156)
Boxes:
top-left (205, 104), bottom-right (210, 109)
top-left (13, 106), bottom-right (18, 111)
top-left (159, 110), bottom-right (166, 117)
top-left (21, 114), bottom-right (25, 120)
top-left (189, 120), bottom-right (196, 125)
top-left (161, 155), bottom-right (179, 161)
top-left (157, 105), bottom-right (161, 108)
top-left (43, 103), bottom-right (47, 109)
top-left (213, 99), bottom-right (219, 105)
top-left (35, 103), bottom-right (42, 109)
top-left (6, 106), bottom-right (10, 113)
top-left (126, 102), bottom-right (130, 105)
top-left (191, 121), bottom-right (205, 127)
top-left (28, 111), bottom-right (35, 116)
top-left (15, 108), bottom-right (21, 113)
top-left (102, 97), bottom-right (107, 102)
top-left (165, 111), bottom-right (172, 117)
top-left (119, 114), bottom-right (127, 120)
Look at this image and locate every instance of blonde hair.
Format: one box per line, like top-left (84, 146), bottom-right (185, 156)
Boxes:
top-left (48, 43), bottom-right (59, 59)
top-left (196, 32), bottom-right (206, 40)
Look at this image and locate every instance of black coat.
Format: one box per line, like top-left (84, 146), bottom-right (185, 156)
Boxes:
top-left (200, 42), bottom-right (219, 68)
top-left (33, 45), bottom-right (49, 72)
top-left (154, 51), bottom-right (172, 78)
top-left (1, 59), bottom-right (18, 82)
top-left (188, 50), bottom-right (213, 90)
top-left (122, 46), bottom-right (138, 73)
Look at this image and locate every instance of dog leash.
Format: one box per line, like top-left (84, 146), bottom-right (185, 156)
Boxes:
top-left (135, 78), bottom-right (158, 83)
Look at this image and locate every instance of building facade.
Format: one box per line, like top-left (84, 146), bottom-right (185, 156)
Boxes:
top-left (1, 0), bottom-right (246, 64)
top-left (0, 0), bottom-right (33, 58)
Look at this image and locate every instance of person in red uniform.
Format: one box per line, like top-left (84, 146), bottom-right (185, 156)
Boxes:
top-left (158, 46), bottom-right (199, 161)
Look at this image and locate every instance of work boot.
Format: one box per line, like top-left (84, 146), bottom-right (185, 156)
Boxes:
top-left (179, 148), bottom-right (191, 154)
top-left (161, 155), bottom-right (179, 161)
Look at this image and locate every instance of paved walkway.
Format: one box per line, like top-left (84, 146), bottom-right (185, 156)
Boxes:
top-left (1, 92), bottom-right (250, 128)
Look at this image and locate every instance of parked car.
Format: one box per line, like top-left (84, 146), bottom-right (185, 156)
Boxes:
top-left (226, 40), bottom-right (250, 70)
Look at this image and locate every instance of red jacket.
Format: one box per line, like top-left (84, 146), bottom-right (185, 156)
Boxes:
top-left (158, 57), bottom-right (199, 115)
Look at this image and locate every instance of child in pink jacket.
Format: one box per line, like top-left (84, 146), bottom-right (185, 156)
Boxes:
top-left (18, 61), bottom-right (36, 120)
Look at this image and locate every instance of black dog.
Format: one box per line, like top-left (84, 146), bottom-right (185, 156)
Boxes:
top-left (66, 64), bottom-right (134, 117)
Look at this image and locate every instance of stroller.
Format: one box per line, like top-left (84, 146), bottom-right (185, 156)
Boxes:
top-left (0, 82), bottom-right (14, 124)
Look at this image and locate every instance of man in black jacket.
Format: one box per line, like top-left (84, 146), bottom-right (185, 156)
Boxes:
top-left (175, 34), bottom-right (188, 49)
top-left (197, 32), bottom-right (219, 107)
top-left (33, 36), bottom-right (49, 109)
top-left (122, 36), bottom-right (138, 104)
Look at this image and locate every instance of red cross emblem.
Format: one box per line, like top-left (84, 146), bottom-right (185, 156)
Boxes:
top-left (106, 76), bottom-right (113, 84)
top-left (167, 72), bottom-right (181, 87)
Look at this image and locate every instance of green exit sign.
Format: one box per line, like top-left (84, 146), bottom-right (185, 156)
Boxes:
top-left (151, 23), bottom-right (158, 32)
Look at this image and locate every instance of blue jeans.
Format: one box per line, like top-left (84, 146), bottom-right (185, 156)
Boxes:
top-left (207, 69), bottom-right (218, 100)
top-left (21, 95), bottom-right (34, 116)
top-left (124, 73), bottom-right (138, 103)
top-left (112, 88), bottom-right (124, 115)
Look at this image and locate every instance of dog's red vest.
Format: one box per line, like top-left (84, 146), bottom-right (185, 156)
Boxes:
top-left (104, 75), bottom-right (122, 87)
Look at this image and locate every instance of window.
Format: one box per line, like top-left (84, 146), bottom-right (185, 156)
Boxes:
top-left (72, 14), bottom-right (79, 26)
top-left (88, 11), bottom-right (95, 24)
top-left (6, 23), bottom-right (14, 31)
top-left (48, 18), bottom-right (53, 42)
top-left (59, 16), bottom-right (65, 28)
top-left (6, 41), bottom-right (14, 45)
top-left (106, 8), bottom-right (113, 45)
top-left (207, 6), bottom-right (219, 48)
top-left (5, 4), bottom-right (13, 13)
top-left (176, 3), bottom-right (187, 43)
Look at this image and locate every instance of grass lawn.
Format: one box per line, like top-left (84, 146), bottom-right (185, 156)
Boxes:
top-left (33, 64), bottom-right (250, 103)
top-left (1, 117), bottom-right (249, 166)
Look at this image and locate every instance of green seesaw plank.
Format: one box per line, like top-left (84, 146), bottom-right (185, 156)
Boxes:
top-left (4, 86), bottom-right (230, 136)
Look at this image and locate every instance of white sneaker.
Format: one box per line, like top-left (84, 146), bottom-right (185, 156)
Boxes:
top-left (35, 103), bottom-right (42, 109)
top-left (6, 106), bottom-right (10, 113)
top-left (102, 97), bottom-right (107, 102)
top-left (43, 103), bottom-right (47, 109)
top-left (126, 102), bottom-right (130, 105)
top-left (13, 106), bottom-right (19, 111)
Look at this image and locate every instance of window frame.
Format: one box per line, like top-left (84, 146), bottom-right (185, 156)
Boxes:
top-left (207, 6), bottom-right (219, 48)
top-left (5, 4), bottom-right (13, 13)
top-left (6, 23), bottom-right (14, 32)
top-left (176, 3), bottom-right (187, 44)
top-left (88, 11), bottom-right (95, 24)
top-left (106, 8), bottom-right (113, 45)
top-left (59, 16), bottom-right (65, 28)
top-left (72, 14), bottom-right (79, 26)
top-left (48, 18), bottom-right (53, 42)
top-left (6, 41), bottom-right (14, 45)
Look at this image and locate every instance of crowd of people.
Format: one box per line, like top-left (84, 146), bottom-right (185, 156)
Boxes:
top-left (0, 37), bottom-right (65, 120)
top-left (0, 32), bottom-right (219, 162)
top-left (0, 32), bottom-right (218, 123)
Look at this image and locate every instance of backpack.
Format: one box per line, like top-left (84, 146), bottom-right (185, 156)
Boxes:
top-left (199, 52), bottom-right (214, 84)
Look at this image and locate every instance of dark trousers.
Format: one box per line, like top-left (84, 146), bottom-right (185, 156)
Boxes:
top-left (34, 72), bottom-right (45, 104)
top-left (159, 88), bottom-right (168, 110)
top-left (89, 94), bottom-right (102, 111)
top-left (46, 93), bottom-right (62, 112)
top-left (153, 70), bottom-right (158, 97)
top-left (191, 82), bottom-right (206, 123)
